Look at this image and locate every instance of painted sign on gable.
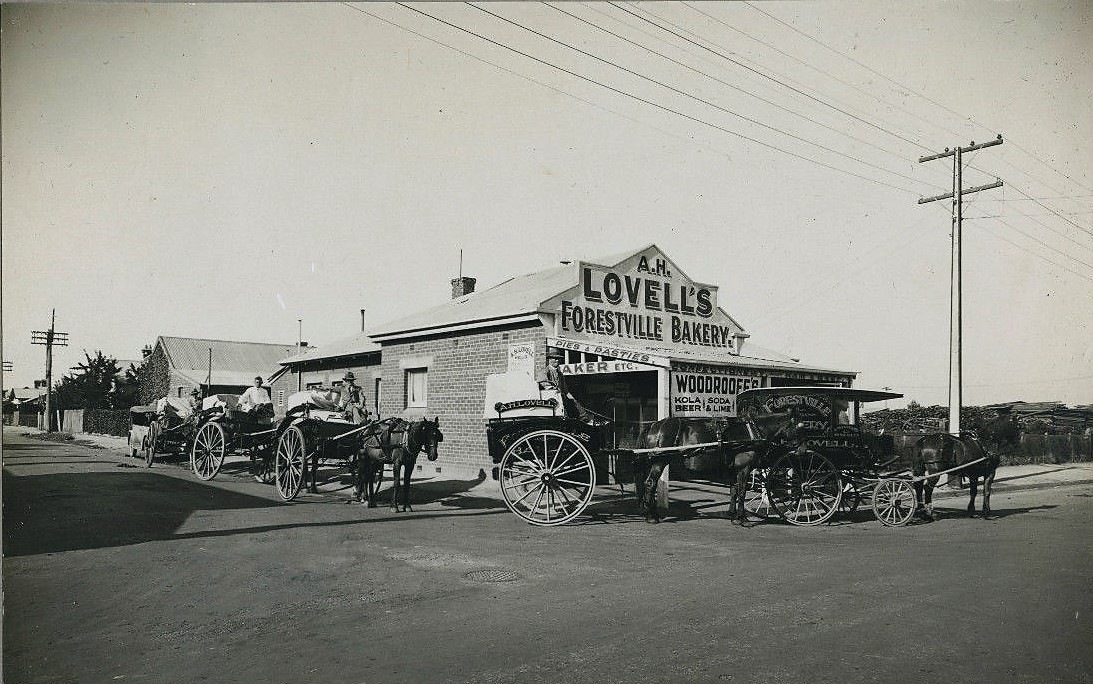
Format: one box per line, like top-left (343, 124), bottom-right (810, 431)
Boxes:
top-left (543, 246), bottom-right (745, 356)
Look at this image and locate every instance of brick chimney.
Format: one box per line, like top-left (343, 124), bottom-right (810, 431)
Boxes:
top-left (360, 309), bottom-right (367, 332)
top-left (451, 276), bottom-right (476, 299)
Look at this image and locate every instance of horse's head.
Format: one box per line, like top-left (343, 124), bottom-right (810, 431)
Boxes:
top-left (413, 416), bottom-right (443, 462)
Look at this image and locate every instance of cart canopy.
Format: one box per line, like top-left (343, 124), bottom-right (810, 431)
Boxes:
top-left (738, 387), bottom-right (903, 406)
top-left (129, 404), bottom-right (158, 426)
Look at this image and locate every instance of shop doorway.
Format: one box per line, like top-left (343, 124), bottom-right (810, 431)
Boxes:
top-left (566, 371), bottom-right (658, 448)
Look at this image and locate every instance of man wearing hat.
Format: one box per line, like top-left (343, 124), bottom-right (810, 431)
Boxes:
top-left (337, 371), bottom-right (368, 424)
top-left (545, 349), bottom-right (592, 422)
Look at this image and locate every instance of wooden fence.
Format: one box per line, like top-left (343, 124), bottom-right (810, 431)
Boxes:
top-left (892, 432), bottom-right (1091, 465)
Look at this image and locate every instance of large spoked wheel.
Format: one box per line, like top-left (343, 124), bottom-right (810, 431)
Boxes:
top-left (275, 426), bottom-right (307, 501)
top-left (499, 429), bottom-right (596, 526)
top-left (191, 422), bottom-right (227, 481)
top-left (766, 450), bottom-right (843, 526)
top-left (743, 468), bottom-right (776, 519)
top-left (872, 479), bottom-right (917, 527)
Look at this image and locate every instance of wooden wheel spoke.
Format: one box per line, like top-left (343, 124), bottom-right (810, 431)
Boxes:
top-left (549, 448), bottom-right (582, 474)
top-left (553, 462), bottom-right (590, 479)
top-left (510, 482), bottom-right (546, 507)
top-left (554, 477), bottom-right (592, 488)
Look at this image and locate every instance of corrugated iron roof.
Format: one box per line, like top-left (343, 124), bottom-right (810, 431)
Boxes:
top-left (369, 246), bottom-right (650, 339)
top-left (279, 331), bottom-right (380, 365)
top-left (174, 369), bottom-right (276, 387)
top-left (158, 336), bottom-right (297, 378)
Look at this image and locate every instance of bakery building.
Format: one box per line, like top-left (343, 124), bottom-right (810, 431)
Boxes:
top-left (279, 245), bottom-right (855, 480)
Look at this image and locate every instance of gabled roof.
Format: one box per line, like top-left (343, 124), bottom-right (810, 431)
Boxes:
top-left (280, 331), bottom-right (381, 365)
top-left (157, 336), bottom-right (297, 379)
top-left (9, 387), bottom-right (44, 402)
top-left (368, 245), bottom-right (668, 340)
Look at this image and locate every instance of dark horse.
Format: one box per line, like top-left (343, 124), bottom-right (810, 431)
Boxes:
top-left (352, 417), bottom-right (443, 512)
top-left (911, 432), bottom-right (999, 520)
top-left (633, 412), bottom-right (796, 524)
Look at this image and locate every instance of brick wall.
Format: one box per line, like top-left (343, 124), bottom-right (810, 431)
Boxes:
top-left (379, 322), bottom-right (546, 478)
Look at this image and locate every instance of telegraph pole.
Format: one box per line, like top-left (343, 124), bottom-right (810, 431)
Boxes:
top-left (31, 309), bottom-right (69, 431)
top-left (918, 135), bottom-right (1003, 436)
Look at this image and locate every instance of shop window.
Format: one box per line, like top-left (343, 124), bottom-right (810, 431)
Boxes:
top-left (306, 381), bottom-right (322, 390)
top-left (405, 368), bottom-right (427, 408)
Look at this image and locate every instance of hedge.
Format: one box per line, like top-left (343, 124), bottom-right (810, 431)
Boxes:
top-left (82, 409), bottom-right (130, 437)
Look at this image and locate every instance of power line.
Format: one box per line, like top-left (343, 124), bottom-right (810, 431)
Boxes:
top-left (1006, 182), bottom-right (1093, 238)
top-left (394, 2), bottom-right (921, 194)
top-left (980, 218), bottom-right (1093, 284)
top-left (612, 1), bottom-right (934, 153)
top-left (743, 1), bottom-right (1092, 199)
top-left (338, 2), bottom-right (750, 168)
top-left (683, 2), bottom-right (962, 155)
top-left (544, 2), bottom-right (937, 182)
top-left (471, 3), bottom-right (937, 191)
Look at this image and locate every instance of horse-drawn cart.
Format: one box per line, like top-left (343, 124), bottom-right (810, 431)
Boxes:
top-left (189, 394), bottom-right (281, 482)
top-left (270, 391), bottom-right (370, 501)
top-left (485, 377), bottom-right (960, 527)
top-left (130, 397), bottom-right (200, 468)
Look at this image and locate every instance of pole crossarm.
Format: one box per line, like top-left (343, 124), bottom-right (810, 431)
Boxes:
top-left (31, 331), bottom-right (68, 346)
top-left (918, 180), bottom-right (1003, 204)
top-left (918, 135), bottom-right (1004, 163)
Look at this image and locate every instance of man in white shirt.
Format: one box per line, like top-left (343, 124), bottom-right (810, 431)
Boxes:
top-left (238, 376), bottom-right (273, 421)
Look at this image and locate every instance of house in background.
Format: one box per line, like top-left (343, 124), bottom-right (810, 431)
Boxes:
top-left (269, 320), bottom-right (381, 419)
top-left (140, 336), bottom-right (299, 403)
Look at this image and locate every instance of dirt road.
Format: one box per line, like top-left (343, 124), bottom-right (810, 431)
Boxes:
top-left (4, 427), bottom-right (1091, 683)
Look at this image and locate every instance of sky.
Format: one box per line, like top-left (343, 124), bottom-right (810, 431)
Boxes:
top-left (2, 1), bottom-right (1091, 409)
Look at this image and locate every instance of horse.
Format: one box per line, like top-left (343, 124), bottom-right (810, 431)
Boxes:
top-left (632, 411), bottom-right (797, 525)
top-left (352, 416), bottom-right (443, 512)
top-left (911, 432), bottom-right (999, 520)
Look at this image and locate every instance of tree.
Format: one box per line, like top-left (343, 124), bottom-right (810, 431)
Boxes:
top-left (111, 362), bottom-right (147, 409)
top-left (53, 351), bottom-right (122, 410)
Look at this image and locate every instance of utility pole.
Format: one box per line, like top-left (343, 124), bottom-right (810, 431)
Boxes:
top-left (297, 318), bottom-right (303, 392)
top-left (918, 135), bottom-right (1003, 436)
top-left (31, 309), bottom-right (69, 431)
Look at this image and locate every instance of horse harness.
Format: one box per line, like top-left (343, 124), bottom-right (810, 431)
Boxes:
top-left (360, 418), bottom-right (417, 461)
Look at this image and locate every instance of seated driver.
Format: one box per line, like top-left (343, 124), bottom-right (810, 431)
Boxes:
top-left (542, 349), bottom-right (599, 423)
top-left (336, 371), bottom-right (370, 424)
top-left (238, 376), bottom-right (274, 422)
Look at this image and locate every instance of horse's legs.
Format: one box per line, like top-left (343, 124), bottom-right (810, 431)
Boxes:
top-left (372, 462), bottom-right (384, 508)
top-left (308, 451), bottom-right (320, 494)
top-left (732, 465), bottom-right (751, 525)
top-left (981, 469), bottom-right (996, 518)
top-left (642, 459), bottom-right (666, 523)
top-left (967, 474), bottom-right (980, 516)
top-left (922, 475), bottom-right (937, 520)
top-left (402, 457), bottom-right (415, 513)
top-left (390, 460), bottom-right (402, 512)
top-left (633, 458), bottom-right (649, 517)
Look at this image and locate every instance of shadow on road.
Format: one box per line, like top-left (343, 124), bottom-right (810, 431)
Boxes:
top-left (2, 470), bottom-right (283, 556)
